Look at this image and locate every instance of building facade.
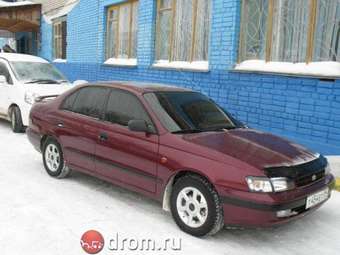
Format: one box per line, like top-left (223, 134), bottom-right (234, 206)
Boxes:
top-left (4, 0), bottom-right (340, 155)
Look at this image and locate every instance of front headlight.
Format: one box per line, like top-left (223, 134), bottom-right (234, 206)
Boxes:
top-left (24, 91), bottom-right (39, 105)
top-left (271, 177), bottom-right (295, 192)
top-left (325, 163), bottom-right (332, 175)
top-left (246, 176), bottom-right (295, 193)
top-left (246, 177), bottom-right (273, 192)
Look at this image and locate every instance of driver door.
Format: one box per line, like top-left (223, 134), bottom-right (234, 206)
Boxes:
top-left (0, 60), bottom-right (13, 116)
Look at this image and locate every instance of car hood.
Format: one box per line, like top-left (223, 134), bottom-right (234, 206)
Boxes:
top-left (24, 83), bottom-right (72, 96)
top-left (181, 129), bottom-right (318, 170)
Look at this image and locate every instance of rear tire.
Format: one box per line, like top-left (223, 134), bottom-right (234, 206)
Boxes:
top-left (42, 137), bottom-right (71, 178)
top-left (170, 174), bottom-right (224, 237)
top-left (10, 106), bottom-right (24, 133)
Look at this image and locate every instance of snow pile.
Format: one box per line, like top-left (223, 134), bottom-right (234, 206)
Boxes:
top-left (235, 60), bottom-right (340, 78)
top-left (0, 1), bottom-right (38, 7)
top-left (153, 60), bottom-right (209, 71)
top-left (104, 58), bottom-right (137, 67)
top-left (328, 156), bottom-right (340, 177)
top-left (53, 58), bottom-right (67, 63)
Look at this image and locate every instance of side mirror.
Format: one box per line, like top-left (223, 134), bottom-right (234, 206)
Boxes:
top-left (73, 80), bottom-right (88, 86)
top-left (128, 120), bottom-right (154, 134)
top-left (0, 75), bottom-right (7, 84)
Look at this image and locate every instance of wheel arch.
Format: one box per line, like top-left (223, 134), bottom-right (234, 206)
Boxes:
top-left (40, 134), bottom-right (50, 152)
top-left (8, 103), bottom-right (19, 116)
top-left (161, 169), bottom-right (217, 212)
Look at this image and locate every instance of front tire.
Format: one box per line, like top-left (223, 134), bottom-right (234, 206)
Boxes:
top-left (170, 174), bottom-right (224, 237)
top-left (43, 137), bottom-right (71, 178)
top-left (10, 106), bottom-right (24, 133)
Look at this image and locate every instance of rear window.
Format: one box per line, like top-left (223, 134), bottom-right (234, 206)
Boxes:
top-left (62, 87), bottom-right (109, 119)
top-left (61, 91), bottom-right (78, 111)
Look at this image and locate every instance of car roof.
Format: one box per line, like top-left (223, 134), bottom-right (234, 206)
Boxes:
top-left (93, 81), bottom-right (193, 94)
top-left (0, 53), bottom-right (49, 63)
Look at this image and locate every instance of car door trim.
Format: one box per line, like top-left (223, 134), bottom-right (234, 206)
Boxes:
top-left (66, 146), bottom-right (162, 184)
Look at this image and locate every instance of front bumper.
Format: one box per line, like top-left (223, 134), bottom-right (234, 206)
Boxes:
top-left (218, 174), bottom-right (335, 227)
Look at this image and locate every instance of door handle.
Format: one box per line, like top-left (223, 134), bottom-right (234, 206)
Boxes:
top-left (99, 132), bottom-right (108, 141)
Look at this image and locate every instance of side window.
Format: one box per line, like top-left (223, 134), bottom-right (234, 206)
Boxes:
top-left (105, 89), bottom-right (152, 127)
top-left (0, 62), bottom-right (12, 84)
top-left (72, 87), bottom-right (109, 118)
top-left (61, 91), bottom-right (79, 111)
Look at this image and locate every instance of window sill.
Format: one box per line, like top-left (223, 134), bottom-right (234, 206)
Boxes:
top-left (53, 59), bottom-right (67, 63)
top-left (152, 61), bottom-right (209, 72)
top-left (103, 58), bottom-right (137, 67)
top-left (234, 60), bottom-right (340, 79)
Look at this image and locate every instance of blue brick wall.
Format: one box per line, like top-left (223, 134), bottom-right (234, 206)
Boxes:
top-left (40, 0), bottom-right (340, 155)
top-left (39, 17), bottom-right (53, 61)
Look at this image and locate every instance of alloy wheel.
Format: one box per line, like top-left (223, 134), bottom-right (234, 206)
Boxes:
top-left (176, 187), bottom-right (208, 228)
top-left (45, 144), bottom-right (61, 172)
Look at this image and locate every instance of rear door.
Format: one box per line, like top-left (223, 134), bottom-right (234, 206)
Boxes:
top-left (95, 89), bottom-right (159, 193)
top-left (55, 86), bottom-right (109, 173)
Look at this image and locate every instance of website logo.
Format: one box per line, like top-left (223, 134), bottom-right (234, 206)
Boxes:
top-left (80, 230), bottom-right (104, 254)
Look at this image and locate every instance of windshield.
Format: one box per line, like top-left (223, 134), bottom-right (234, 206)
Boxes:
top-left (10, 62), bottom-right (68, 84)
top-left (144, 91), bottom-right (242, 133)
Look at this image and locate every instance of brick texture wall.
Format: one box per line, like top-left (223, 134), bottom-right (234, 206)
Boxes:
top-left (40, 0), bottom-right (340, 155)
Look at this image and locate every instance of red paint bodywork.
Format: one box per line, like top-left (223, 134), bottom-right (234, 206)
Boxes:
top-left (27, 82), bottom-right (335, 227)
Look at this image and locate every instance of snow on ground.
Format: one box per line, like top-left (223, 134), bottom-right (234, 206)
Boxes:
top-left (328, 156), bottom-right (340, 177)
top-left (0, 119), bottom-right (339, 255)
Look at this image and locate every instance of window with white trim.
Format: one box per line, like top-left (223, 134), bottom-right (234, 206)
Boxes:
top-left (105, 1), bottom-right (139, 63)
top-left (52, 16), bottom-right (67, 60)
top-left (238, 0), bottom-right (340, 76)
top-left (155, 0), bottom-right (211, 68)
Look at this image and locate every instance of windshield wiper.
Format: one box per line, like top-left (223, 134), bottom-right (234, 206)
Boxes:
top-left (172, 129), bottom-right (204, 134)
top-left (58, 80), bottom-right (69, 83)
top-left (25, 79), bottom-right (61, 84)
top-left (204, 125), bottom-right (239, 132)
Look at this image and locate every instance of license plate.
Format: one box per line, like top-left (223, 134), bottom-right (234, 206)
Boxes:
top-left (306, 188), bottom-right (329, 209)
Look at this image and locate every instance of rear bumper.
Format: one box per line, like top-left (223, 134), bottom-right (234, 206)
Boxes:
top-left (26, 127), bottom-right (41, 152)
top-left (218, 174), bottom-right (335, 227)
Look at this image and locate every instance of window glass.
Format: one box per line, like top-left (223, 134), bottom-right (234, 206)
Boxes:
top-left (144, 92), bottom-right (237, 133)
top-left (11, 62), bottom-right (66, 83)
top-left (72, 87), bottom-right (109, 118)
top-left (239, 0), bottom-right (268, 61)
top-left (61, 91), bottom-right (79, 111)
top-left (53, 16), bottom-right (67, 59)
top-left (155, 0), bottom-right (212, 62)
top-left (156, 9), bottom-right (172, 60)
top-left (106, 1), bottom-right (139, 60)
top-left (105, 89), bottom-right (151, 127)
top-left (172, 0), bottom-right (193, 62)
top-left (313, 0), bottom-right (340, 62)
top-left (239, 0), bottom-right (340, 64)
top-left (271, 0), bottom-right (310, 62)
top-left (0, 62), bottom-right (12, 84)
top-left (193, 0), bottom-right (211, 61)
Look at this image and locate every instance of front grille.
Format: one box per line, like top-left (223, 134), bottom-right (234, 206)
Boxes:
top-left (265, 155), bottom-right (327, 187)
top-left (295, 171), bottom-right (325, 187)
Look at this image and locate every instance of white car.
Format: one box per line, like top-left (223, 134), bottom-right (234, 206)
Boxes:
top-left (0, 53), bottom-right (85, 132)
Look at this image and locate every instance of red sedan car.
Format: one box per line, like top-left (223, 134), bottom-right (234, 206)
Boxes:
top-left (27, 82), bottom-right (335, 237)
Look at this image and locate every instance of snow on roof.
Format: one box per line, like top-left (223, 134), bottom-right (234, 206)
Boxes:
top-left (43, 0), bottom-right (79, 24)
top-left (0, 1), bottom-right (39, 8)
top-left (0, 53), bottom-right (49, 63)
